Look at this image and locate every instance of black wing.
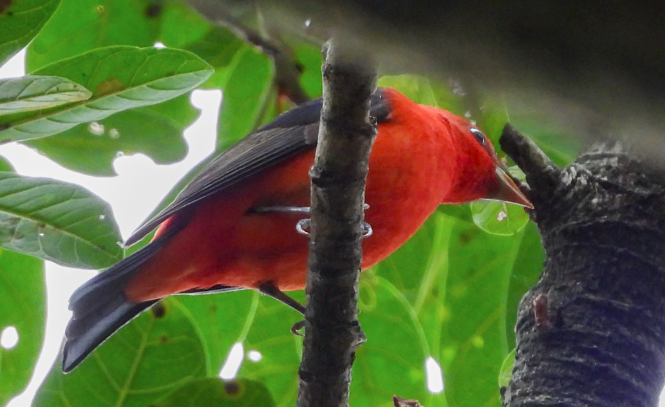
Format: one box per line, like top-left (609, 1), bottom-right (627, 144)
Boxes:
top-left (125, 89), bottom-right (391, 246)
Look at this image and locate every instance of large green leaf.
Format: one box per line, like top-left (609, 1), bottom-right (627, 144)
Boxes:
top-left (0, 0), bottom-right (60, 67)
top-left (439, 221), bottom-right (525, 407)
top-left (292, 42), bottom-right (323, 99)
top-left (175, 290), bottom-right (258, 375)
top-left (378, 75), bottom-right (466, 117)
top-left (178, 276), bottom-right (437, 407)
top-left (375, 210), bottom-right (535, 407)
top-left (503, 222), bottom-right (544, 346)
top-left (155, 377), bottom-right (276, 407)
top-left (0, 250), bottom-right (44, 406)
top-left (352, 275), bottom-right (433, 407)
top-left (183, 26), bottom-right (245, 89)
top-left (373, 211), bottom-right (453, 407)
top-left (0, 155), bottom-right (14, 172)
top-left (481, 97), bottom-right (581, 168)
top-left (374, 211), bottom-right (452, 363)
top-left (217, 45), bottom-right (276, 148)
top-left (179, 291), bottom-right (304, 407)
top-left (33, 299), bottom-right (208, 407)
top-left (228, 293), bottom-right (305, 407)
top-left (26, 93), bottom-right (196, 176)
top-left (159, 1), bottom-right (211, 49)
top-left (26, 0), bottom-right (163, 71)
top-left (0, 172), bottom-right (122, 268)
top-left (0, 46), bottom-right (213, 143)
top-left (0, 76), bottom-right (91, 115)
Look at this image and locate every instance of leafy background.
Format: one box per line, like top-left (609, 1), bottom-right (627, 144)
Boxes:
top-left (0, 1), bottom-right (580, 406)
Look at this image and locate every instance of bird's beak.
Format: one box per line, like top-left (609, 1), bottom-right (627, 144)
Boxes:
top-left (485, 167), bottom-right (534, 209)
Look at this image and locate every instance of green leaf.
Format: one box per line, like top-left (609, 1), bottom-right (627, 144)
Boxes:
top-left (439, 220), bottom-right (525, 407)
top-left (181, 290), bottom-right (305, 407)
top-left (378, 75), bottom-right (439, 106)
top-left (176, 291), bottom-right (258, 376)
top-left (498, 349), bottom-right (515, 388)
top-left (25, 0), bottom-right (163, 72)
top-left (0, 46), bottom-right (212, 143)
top-left (374, 211), bottom-right (452, 407)
top-left (375, 211), bottom-right (452, 303)
top-left (469, 201), bottom-right (529, 236)
top-left (0, 0), bottom-right (60, 67)
top-left (0, 250), bottom-right (44, 406)
top-left (159, 1), bottom-right (212, 49)
top-left (0, 76), bottom-right (91, 115)
top-left (182, 26), bottom-right (244, 89)
top-left (0, 155), bottom-right (14, 172)
top-left (481, 99), bottom-right (581, 167)
top-left (352, 275), bottom-right (433, 407)
top-left (181, 277), bottom-right (436, 407)
top-left (292, 42), bottom-right (323, 99)
top-left (33, 299), bottom-right (208, 407)
top-left (155, 377), bottom-right (276, 407)
top-left (231, 293), bottom-right (305, 407)
top-left (26, 93), bottom-right (196, 176)
top-left (504, 222), bottom-right (544, 346)
top-left (0, 172), bottom-right (122, 268)
top-left (217, 45), bottom-right (276, 148)
top-left (378, 74), bottom-right (466, 115)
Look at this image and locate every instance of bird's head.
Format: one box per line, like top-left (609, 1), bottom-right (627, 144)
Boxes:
top-left (442, 112), bottom-right (533, 209)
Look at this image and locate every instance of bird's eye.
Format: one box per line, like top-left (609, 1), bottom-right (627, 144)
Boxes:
top-left (469, 128), bottom-right (486, 146)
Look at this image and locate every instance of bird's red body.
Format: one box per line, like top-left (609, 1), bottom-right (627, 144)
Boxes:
top-left (63, 88), bottom-right (531, 372)
top-left (125, 89), bottom-right (494, 300)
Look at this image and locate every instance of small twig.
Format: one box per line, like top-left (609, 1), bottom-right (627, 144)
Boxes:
top-left (393, 395), bottom-right (425, 407)
top-left (295, 38), bottom-right (377, 407)
top-left (500, 124), bottom-right (562, 199)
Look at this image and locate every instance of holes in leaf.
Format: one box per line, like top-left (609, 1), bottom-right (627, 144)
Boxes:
top-left (247, 350), bottom-right (262, 362)
top-left (224, 381), bottom-right (240, 395)
top-left (219, 342), bottom-right (244, 380)
top-left (425, 357), bottom-right (444, 394)
top-left (151, 302), bottom-right (166, 318)
top-left (1, 325), bottom-right (19, 350)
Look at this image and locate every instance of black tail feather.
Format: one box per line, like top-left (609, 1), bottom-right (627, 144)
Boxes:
top-left (62, 226), bottom-right (239, 373)
top-left (63, 299), bottom-right (156, 373)
top-left (62, 233), bottom-right (178, 373)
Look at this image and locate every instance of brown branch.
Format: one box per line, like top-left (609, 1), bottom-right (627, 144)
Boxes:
top-left (296, 39), bottom-right (377, 407)
top-left (499, 124), bottom-right (562, 211)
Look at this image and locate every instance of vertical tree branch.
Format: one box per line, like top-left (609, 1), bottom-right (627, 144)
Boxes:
top-left (296, 39), bottom-right (377, 407)
top-left (500, 126), bottom-right (665, 407)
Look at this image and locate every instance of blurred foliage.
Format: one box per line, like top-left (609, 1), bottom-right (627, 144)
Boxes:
top-left (0, 1), bottom-right (580, 406)
top-left (0, 0), bottom-right (60, 67)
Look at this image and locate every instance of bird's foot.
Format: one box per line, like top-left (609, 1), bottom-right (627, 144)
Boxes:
top-left (253, 204), bottom-right (372, 238)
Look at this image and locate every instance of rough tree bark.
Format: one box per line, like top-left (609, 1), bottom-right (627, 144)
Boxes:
top-left (500, 125), bottom-right (665, 407)
top-left (296, 40), bottom-right (377, 407)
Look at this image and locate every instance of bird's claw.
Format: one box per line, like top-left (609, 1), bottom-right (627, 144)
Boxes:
top-left (296, 203), bottom-right (372, 238)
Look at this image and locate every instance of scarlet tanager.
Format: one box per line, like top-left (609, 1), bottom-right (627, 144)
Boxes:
top-left (62, 87), bottom-right (532, 372)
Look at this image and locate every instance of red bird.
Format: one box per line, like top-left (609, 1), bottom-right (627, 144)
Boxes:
top-left (62, 88), bottom-right (531, 372)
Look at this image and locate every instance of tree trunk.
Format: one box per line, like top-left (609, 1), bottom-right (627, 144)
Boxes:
top-left (501, 126), bottom-right (665, 407)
